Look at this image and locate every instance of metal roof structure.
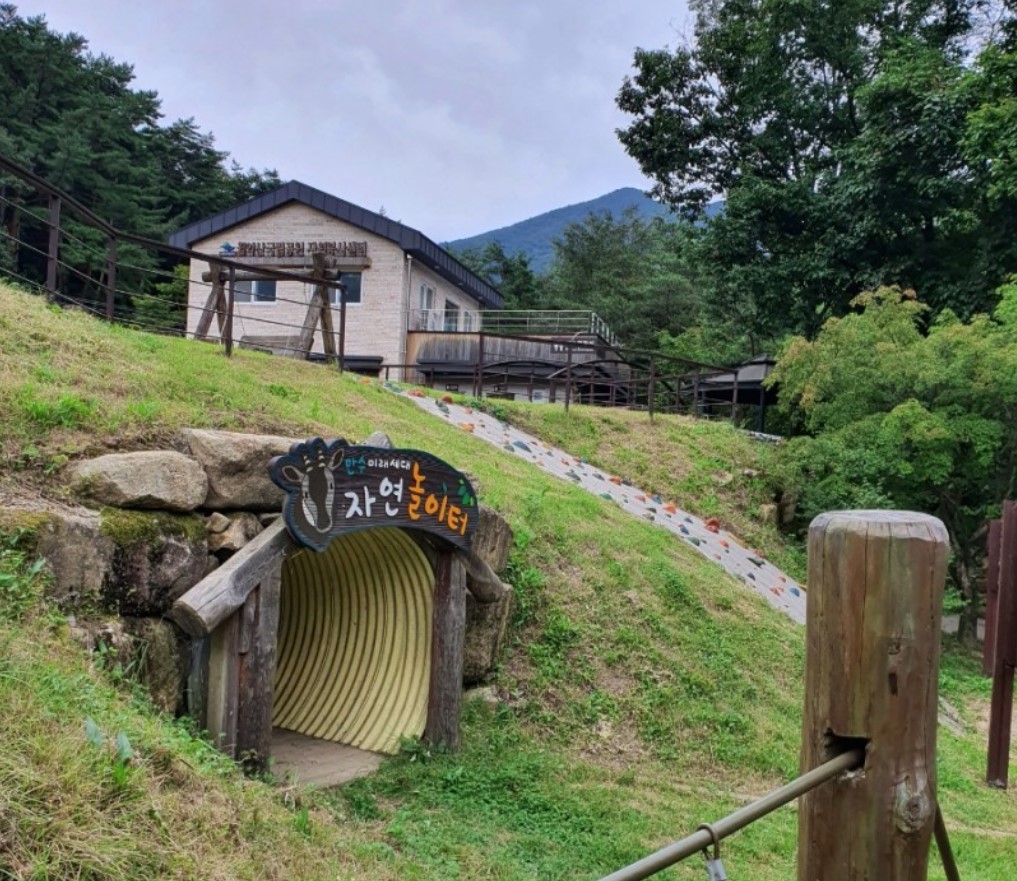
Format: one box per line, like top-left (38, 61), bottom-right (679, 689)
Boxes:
top-left (699, 354), bottom-right (776, 394)
top-left (168, 181), bottom-right (504, 310)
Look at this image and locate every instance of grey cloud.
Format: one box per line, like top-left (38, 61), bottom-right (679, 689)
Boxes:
top-left (22, 0), bottom-right (689, 240)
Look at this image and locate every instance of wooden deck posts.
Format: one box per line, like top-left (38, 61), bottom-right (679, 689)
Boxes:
top-left (798, 511), bottom-right (948, 881)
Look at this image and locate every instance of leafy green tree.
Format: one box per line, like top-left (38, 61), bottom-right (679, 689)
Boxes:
top-left (449, 241), bottom-right (545, 310)
top-left (616, 1), bottom-right (997, 338)
top-left (770, 286), bottom-right (1017, 640)
top-left (543, 208), bottom-right (699, 350)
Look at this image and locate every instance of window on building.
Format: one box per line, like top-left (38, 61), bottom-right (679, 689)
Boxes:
top-left (419, 283), bottom-right (437, 329)
top-left (462, 311), bottom-right (473, 332)
top-left (329, 272), bottom-right (362, 306)
top-left (235, 280), bottom-right (276, 303)
top-left (444, 299), bottom-right (460, 331)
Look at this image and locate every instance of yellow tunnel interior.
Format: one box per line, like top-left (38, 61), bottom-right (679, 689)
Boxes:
top-left (272, 528), bottom-right (434, 755)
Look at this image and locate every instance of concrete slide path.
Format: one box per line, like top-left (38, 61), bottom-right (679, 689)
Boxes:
top-left (390, 388), bottom-right (806, 625)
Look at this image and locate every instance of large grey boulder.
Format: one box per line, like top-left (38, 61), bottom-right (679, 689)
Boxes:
top-left (463, 583), bottom-right (515, 684)
top-left (124, 618), bottom-right (189, 715)
top-left (99, 509), bottom-right (208, 616)
top-left (67, 451), bottom-right (208, 512)
top-left (69, 616), bottom-right (189, 715)
top-left (363, 430), bottom-right (393, 448)
top-left (178, 428), bottom-right (298, 511)
top-left (34, 510), bottom-right (115, 608)
top-left (470, 504), bottom-right (513, 574)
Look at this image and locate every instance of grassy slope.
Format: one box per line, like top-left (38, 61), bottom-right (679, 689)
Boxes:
top-left (0, 284), bottom-right (1014, 880)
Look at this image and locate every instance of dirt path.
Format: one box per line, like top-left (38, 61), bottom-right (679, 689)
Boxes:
top-left (394, 390), bottom-right (807, 624)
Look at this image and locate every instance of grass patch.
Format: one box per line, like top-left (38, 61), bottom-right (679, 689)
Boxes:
top-left (480, 399), bottom-right (807, 581)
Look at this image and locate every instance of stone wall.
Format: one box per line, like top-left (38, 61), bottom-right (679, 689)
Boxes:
top-left (9, 429), bottom-right (514, 716)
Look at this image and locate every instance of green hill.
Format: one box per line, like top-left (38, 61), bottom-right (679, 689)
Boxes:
top-left (0, 283), bottom-right (1012, 881)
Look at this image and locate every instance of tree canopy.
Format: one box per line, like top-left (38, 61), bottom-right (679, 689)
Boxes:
top-left (769, 285), bottom-right (1017, 638)
top-left (617, 0), bottom-right (1017, 340)
top-left (0, 5), bottom-right (279, 322)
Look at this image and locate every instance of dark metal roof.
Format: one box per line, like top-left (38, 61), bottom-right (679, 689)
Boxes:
top-left (168, 181), bottom-right (504, 310)
top-left (700, 355), bottom-right (776, 388)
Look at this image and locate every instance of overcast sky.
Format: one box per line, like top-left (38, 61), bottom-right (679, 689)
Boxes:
top-left (23, 1), bottom-right (690, 241)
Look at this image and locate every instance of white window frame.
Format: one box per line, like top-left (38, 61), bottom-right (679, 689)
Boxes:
top-left (419, 283), bottom-right (440, 330)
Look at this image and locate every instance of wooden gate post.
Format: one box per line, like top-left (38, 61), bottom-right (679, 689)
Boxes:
top-left (983, 518), bottom-right (1003, 676)
top-left (425, 548), bottom-right (466, 751)
top-left (798, 511), bottom-right (948, 881)
top-left (987, 499), bottom-right (1017, 787)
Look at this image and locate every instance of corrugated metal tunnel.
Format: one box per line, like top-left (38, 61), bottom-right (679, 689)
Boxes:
top-left (272, 528), bottom-right (434, 754)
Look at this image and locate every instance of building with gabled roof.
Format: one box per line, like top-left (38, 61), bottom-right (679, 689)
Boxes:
top-left (170, 181), bottom-right (503, 375)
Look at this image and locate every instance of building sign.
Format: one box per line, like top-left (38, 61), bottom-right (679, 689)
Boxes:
top-left (269, 438), bottom-right (478, 553)
top-left (221, 241), bottom-right (369, 259)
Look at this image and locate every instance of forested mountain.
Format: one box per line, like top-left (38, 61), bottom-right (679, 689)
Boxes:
top-left (446, 187), bottom-right (721, 273)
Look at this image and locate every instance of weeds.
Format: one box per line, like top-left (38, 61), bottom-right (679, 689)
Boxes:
top-left (0, 531), bottom-right (48, 621)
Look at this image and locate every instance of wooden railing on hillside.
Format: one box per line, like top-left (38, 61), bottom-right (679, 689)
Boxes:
top-left (0, 152), bottom-right (751, 424)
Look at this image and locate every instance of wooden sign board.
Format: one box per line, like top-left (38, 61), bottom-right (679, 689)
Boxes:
top-left (269, 438), bottom-right (478, 553)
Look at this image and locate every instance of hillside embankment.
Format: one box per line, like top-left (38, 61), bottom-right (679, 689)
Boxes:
top-left (0, 284), bottom-right (1013, 881)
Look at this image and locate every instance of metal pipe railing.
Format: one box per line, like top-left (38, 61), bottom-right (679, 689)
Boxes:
top-left (596, 746), bottom-right (865, 881)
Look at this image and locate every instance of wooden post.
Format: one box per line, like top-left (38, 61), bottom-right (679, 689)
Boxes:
top-left (338, 274), bottom-right (347, 373)
top-left (731, 367), bottom-right (739, 424)
top-left (313, 255), bottom-right (339, 367)
top-left (235, 564), bottom-right (282, 772)
top-left (564, 343), bottom-right (573, 414)
top-left (297, 279), bottom-right (325, 358)
top-left (194, 260), bottom-right (227, 341)
top-left (647, 358), bottom-right (656, 421)
top-left (104, 234), bottom-right (117, 321)
top-left (798, 510), bottom-right (948, 881)
top-left (224, 265), bottom-right (236, 357)
top-left (987, 500), bottom-right (1017, 788)
top-left (425, 549), bottom-right (466, 751)
top-left (983, 518), bottom-right (1003, 676)
top-left (206, 610), bottom-right (241, 757)
top-left (187, 636), bottom-right (211, 730)
top-left (45, 195), bottom-right (61, 298)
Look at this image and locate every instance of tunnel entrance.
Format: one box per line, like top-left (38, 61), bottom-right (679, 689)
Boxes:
top-left (271, 528), bottom-right (435, 772)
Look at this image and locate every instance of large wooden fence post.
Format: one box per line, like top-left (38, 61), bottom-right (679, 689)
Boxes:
top-left (425, 548), bottom-right (466, 751)
top-left (798, 511), bottom-right (948, 881)
top-left (983, 518), bottom-right (1003, 676)
top-left (987, 499), bottom-right (1017, 788)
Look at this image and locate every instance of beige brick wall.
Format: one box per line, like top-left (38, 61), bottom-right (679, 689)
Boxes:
top-left (185, 202), bottom-right (483, 376)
